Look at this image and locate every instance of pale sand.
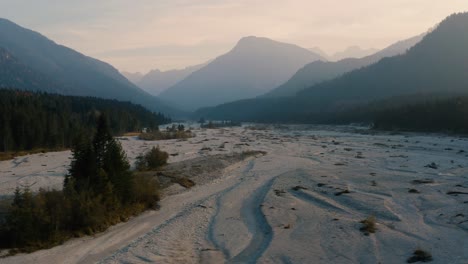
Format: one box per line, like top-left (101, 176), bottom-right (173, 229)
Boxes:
top-left (1, 125), bottom-right (467, 263)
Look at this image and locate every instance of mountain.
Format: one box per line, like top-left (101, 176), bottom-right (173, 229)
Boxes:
top-left (197, 13), bottom-right (468, 123)
top-left (0, 47), bottom-right (61, 92)
top-left (264, 34), bottom-right (423, 98)
top-left (136, 63), bottom-right (206, 96)
top-left (122, 71), bottom-right (144, 84)
top-left (158, 36), bottom-right (324, 111)
top-left (0, 18), bottom-right (180, 117)
top-left (296, 13), bottom-right (468, 111)
top-left (308, 47), bottom-right (330, 60)
top-left (331, 46), bottom-right (379, 61)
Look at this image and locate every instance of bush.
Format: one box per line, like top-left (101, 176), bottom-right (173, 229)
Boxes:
top-left (132, 174), bottom-right (160, 209)
top-left (136, 146), bottom-right (169, 171)
top-left (360, 216), bottom-right (377, 235)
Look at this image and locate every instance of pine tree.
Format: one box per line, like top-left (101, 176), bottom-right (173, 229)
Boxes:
top-left (102, 139), bottom-right (133, 204)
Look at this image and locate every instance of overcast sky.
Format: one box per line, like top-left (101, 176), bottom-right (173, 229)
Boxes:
top-left (1, 0), bottom-right (467, 73)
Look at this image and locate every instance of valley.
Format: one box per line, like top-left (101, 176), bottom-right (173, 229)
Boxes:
top-left (1, 5), bottom-right (468, 264)
top-left (1, 125), bottom-right (467, 263)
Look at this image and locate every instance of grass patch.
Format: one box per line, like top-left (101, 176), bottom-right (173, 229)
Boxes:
top-left (122, 132), bottom-right (141, 137)
top-left (173, 177), bottom-right (195, 188)
top-left (0, 148), bottom-right (68, 161)
top-left (360, 216), bottom-right (377, 235)
top-left (139, 130), bottom-right (194, 141)
top-left (201, 121), bottom-right (241, 129)
top-left (241, 150), bottom-right (267, 158)
top-left (407, 249), bottom-right (433, 263)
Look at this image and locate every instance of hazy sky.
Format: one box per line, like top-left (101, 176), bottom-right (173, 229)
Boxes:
top-left (1, 0), bottom-right (467, 73)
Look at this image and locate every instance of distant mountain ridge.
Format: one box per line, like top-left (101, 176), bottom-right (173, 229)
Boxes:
top-left (158, 36), bottom-right (325, 111)
top-left (264, 34), bottom-right (424, 98)
top-left (197, 13), bottom-right (468, 122)
top-left (122, 71), bottom-right (144, 84)
top-left (133, 63), bottom-right (207, 96)
top-left (330, 46), bottom-right (379, 61)
top-left (0, 18), bottom-right (180, 117)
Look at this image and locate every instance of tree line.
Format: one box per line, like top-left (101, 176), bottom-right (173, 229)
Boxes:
top-left (372, 96), bottom-right (468, 133)
top-left (0, 115), bottom-right (165, 252)
top-left (0, 89), bottom-right (171, 152)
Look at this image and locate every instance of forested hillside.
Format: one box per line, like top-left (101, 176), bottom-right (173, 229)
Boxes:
top-left (263, 34), bottom-right (423, 98)
top-left (0, 89), bottom-right (170, 152)
top-left (199, 13), bottom-right (468, 124)
top-left (373, 96), bottom-right (468, 133)
top-left (0, 18), bottom-right (181, 117)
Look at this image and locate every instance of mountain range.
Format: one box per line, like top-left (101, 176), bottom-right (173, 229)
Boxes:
top-left (126, 63), bottom-right (207, 96)
top-left (264, 34), bottom-right (424, 97)
top-left (157, 36), bottom-right (325, 111)
top-left (0, 18), bottom-right (179, 117)
top-left (330, 46), bottom-right (379, 61)
top-left (196, 13), bottom-right (468, 122)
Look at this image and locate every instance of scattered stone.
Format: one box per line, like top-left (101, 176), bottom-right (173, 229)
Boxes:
top-left (412, 179), bottom-right (434, 184)
top-left (274, 189), bottom-right (286, 196)
top-left (335, 189), bottom-right (351, 196)
top-left (424, 162), bottom-right (438, 169)
top-left (292, 185), bottom-right (308, 191)
top-left (407, 249), bottom-right (433, 263)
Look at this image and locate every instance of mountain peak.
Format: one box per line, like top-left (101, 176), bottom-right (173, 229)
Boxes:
top-left (231, 36), bottom-right (325, 62)
top-left (159, 37), bottom-right (324, 111)
top-left (234, 36), bottom-right (279, 50)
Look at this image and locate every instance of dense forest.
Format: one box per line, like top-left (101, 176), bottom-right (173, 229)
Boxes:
top-left (0, 89), bottom-right (170, 152)
top-left (372, 96), bottom-right (468, 133)
top-left (0, 115), bottom-right (164, 252)
top-left (197, 93), bottom-right (468, 135)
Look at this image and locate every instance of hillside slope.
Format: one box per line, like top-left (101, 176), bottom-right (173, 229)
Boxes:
top-left (159, 36), bottom-right (324, 111)
top-left (0, 18), bottom-right (180, 117)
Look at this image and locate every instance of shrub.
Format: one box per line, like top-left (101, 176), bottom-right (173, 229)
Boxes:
top-left (360, 216), bottom-right (377, 235)
top-left (136, 146), bottom-right (169, 171)
top-left (132, 173), bottom-right (160, 209)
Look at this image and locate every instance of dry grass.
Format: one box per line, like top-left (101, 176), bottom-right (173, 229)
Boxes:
top-left (241, 150), bottom-right (267, 158)
top-left (139, 131), bottom-right (194, 141)
top-left (360, 216), bottom-right (377, 235)
top-left (0, 148), bottom-right (68, 161)
top-left (122, 132), bottom-right (141, 137)
top-left (173, 177), bottom-right (195, 188)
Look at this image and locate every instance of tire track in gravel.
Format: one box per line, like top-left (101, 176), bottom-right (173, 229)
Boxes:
top-left (207, 160), bottom-right (256, 260)
top-left (227, 177), bottom-right (277, 264)
top-left (100, 159), bottom-right (258, 263)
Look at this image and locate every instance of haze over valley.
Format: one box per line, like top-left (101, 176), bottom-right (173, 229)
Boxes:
top-left (0, 2), bottom-right (468, 263)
